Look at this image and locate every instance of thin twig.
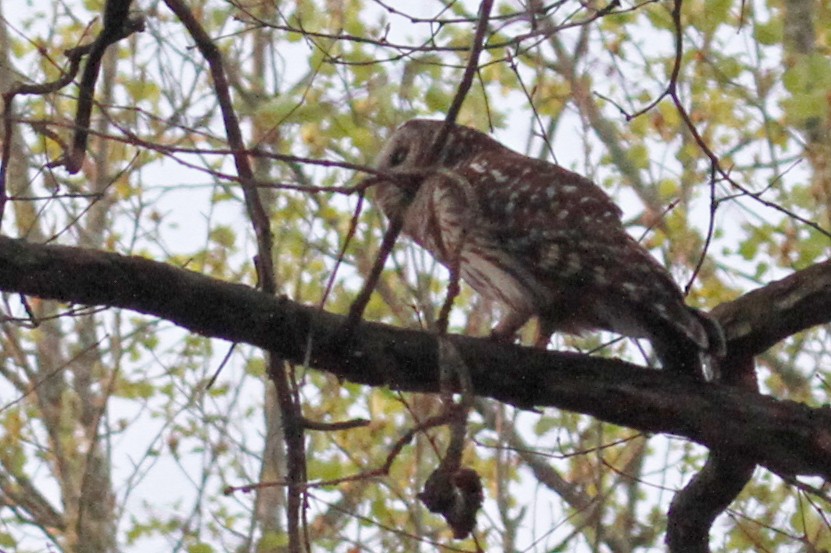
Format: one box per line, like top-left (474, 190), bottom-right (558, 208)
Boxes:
top-left (343, 204), bottom-right (405, 335)
top-left (223, 409), bottom-right (456, 495)
top-left (430, 0), bottom-right (495, 161)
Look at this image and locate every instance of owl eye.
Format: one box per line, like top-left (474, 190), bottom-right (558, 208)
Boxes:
top-left (389, 146), bottom-right (409, 167)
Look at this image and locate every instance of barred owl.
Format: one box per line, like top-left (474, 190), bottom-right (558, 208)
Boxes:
top-left (371, 119), bottom-right (724, 378)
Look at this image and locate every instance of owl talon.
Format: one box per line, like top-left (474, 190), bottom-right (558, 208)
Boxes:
top-left (532, 334), bottom-right (551, 350)
top-left (489, 329), bottom-right (517, 344)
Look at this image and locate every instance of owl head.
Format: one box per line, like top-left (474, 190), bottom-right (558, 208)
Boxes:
top-left (371, 119), bottom-right (500, 218)
top-left (374, 119), bottom-right (499, 170)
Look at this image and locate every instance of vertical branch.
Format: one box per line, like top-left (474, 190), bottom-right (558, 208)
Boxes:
top-left (162, 2), bottom-right (305, 551)
top-left (65, 0), bottom-right (137, 174)
top-left (666, 353), bottom-right (757, 552)
top-left (162, 0), bottom-right (273, 285)
top-left (668, 300), bottom-right (760, 552)
top-left (782, 0), bottom-right (831, 224)
top-left (433, 0), bottom-right (494, 334)
top-left (248, 14), bottom-right (287, 547)
top-left (72, 41), bottom-right (121, 553)
top-left (419, 1), bottom-right (493, 542)
top-left (0, 9), bottom-right (127, 227)
top-left (342, 207), bottom-right (405, 334)
top-left (0, 92), bottom-right (12, 226)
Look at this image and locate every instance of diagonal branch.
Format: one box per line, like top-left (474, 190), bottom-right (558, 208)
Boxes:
top-left (162, 1), bottom-right (305, 550)
top-left (711, 259), bottom-right (831, 358)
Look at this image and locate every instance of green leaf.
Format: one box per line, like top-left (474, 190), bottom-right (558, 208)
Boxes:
top-left (0, 532), bottom-right (16, 548)
top-left (257, 531), bottom-right (289, 552)
top-left (209, 225), bottom-right (236, 248)
top-left (754, 19), bottom-right (782, 45)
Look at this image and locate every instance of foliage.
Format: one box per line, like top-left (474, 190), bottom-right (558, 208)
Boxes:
top-left (0, 0), bottom-right (829, 552)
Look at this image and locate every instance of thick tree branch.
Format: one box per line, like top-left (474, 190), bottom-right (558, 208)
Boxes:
top-left (665, 259), bottom-right (831, 551)
top-left (1, 236), bottom-right (831, 482)
top-left (666, 450), bottom-right (756, 552)
top-left (712, 258), bottom-right (831, 357)
top-left (665, 343), bottom-right (759, 552)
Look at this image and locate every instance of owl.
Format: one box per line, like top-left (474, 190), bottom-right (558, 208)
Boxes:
top-left (370, 119), bottom-right (724, 378)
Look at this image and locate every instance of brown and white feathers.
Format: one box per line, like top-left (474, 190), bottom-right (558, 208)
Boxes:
top-left (370, 119), bottom-right (724, 378)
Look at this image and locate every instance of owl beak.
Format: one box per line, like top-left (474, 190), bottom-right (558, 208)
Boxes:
top-left (360, 170), bottom-right (426, 197)
top-left (357, 174), bottom-right (383, 193)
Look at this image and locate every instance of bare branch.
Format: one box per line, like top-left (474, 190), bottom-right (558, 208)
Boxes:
top-left (710, 259), bottom-right (831, 357)
top-left (63, 0), bottom-right (143, 173)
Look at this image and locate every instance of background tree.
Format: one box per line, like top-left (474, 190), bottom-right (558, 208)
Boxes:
top-left (0, 1), bottom-right (830, 552)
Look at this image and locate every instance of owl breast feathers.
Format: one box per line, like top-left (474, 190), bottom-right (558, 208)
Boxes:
top-left (370, 119), bottom-right (724, 379)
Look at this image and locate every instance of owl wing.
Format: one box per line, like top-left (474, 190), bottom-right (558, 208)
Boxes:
top-left (457, 150), bottom-right (709, 349)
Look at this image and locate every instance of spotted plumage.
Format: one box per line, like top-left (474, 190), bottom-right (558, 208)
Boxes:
top-left (370, 119), bottom-right (724, 378)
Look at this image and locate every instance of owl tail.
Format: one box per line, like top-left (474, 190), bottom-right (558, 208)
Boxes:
top-left (691, 308), bottom-right (726, 358)
top-left (692, 308), bottom-right (726, 381)
top-left (651, 308), bottom-right (726, 381)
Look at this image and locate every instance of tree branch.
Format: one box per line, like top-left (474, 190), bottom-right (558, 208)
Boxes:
top-left (712, 259), bottom-right (831, 358)
top-left (663, 258), bottom-right (831, 550)
top-left (64, 0), bottom-right (141, 174)
top-left (161, 2), bottom-right (306, 548)
top-left (2, 237), bottom-right (831, 481)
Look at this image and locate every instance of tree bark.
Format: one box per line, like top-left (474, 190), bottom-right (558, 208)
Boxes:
top-left (2, 236), bottom-right (831, 483)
